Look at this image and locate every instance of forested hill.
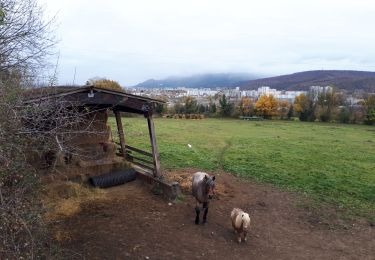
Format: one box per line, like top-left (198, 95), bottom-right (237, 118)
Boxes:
top-left (237, 70), bottom-right (375, 92)
top-left (133, 73), bottom-right (259, 88)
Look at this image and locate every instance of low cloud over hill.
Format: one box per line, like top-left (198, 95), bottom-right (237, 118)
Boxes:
top-left (133, 73), bottom-right (259, 89)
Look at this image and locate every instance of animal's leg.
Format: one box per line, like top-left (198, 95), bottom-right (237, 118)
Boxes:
top-left (202, 202), bottom-right (208, 224)
top-left (195, 202), bottom-right (200, 225)
top-left (203, 207), bottom-right (208, 223)
top-left (237, 232), bottom-right (242, 243)
top-left (243, 231), bottom-right (247, 242)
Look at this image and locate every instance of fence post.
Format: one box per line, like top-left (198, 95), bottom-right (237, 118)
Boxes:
top-left (114, 110), bottom-right (126, 158)
top-left (147, 114), bottom-right (161, 177)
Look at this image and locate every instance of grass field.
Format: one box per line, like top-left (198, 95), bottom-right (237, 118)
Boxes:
top-left (109, 117), bottom-right (375, 222)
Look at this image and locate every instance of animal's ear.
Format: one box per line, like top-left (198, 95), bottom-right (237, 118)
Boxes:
top-left (242, 214), bottom-right (244, 218)
top-left (212, 176), bottom-right (216, 181)
top-left (204, 175), bottom-right (208, 180)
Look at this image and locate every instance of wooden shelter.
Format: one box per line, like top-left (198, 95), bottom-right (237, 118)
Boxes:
top-left (24, 85), bottom-right (164, 179)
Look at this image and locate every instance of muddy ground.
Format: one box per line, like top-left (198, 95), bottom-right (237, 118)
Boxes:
top-left (54, 170), bottom-right (375, 259)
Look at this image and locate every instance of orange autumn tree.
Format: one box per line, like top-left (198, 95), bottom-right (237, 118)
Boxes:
top-left (238, 97), bottom-right (254, 116)
top-left (278, 100), bottom-right (290, 119)
top-left (255, 94), bottom-right (278, 118)
top-left (294, 93), bottom-right (312, 121)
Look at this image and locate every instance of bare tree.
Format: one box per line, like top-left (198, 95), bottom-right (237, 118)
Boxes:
top-left (0, 0), bottom-right (60, 258)
top-left (0, 0), bottom-right (56, 77)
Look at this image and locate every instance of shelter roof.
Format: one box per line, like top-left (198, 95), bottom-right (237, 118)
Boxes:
top-left (23, 85), bottom-right (164, 114)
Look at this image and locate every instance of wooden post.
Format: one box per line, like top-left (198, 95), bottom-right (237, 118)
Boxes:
top-left (147, 115), bottom-right (161, 178)
top-left (114, 110), bottom-right (127, 158)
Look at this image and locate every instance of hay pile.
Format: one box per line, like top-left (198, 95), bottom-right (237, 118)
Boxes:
top-left (41, 181), bottom-right (107, 221)
top-left (163, 114), bottom-right (205, 119)
top-left (54, 110), bottom-right (120, 166)
top-left (165, 171), bottom-right (228, 197)
top-left (41, 180), bottom-right (109, 243)
top-left (165, 171), bottom-right (192, 193)
top-left (68, 111), bottom-right (112, 145)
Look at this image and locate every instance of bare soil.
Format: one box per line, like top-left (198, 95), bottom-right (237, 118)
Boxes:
top-left (54, 170), bottom-right (375, 260)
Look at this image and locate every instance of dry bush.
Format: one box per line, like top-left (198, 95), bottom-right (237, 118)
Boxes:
top-left (87, 78), bottom-right (124, 92)
top-left (0, 0), bottom-right (93, 257)
top-left (0, 83), bottom-right (111, 258)
top-left (0, 81), bottom-right (47, 259)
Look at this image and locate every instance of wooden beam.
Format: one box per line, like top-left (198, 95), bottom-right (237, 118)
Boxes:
top-left (127, 155), bottom-right (154, 165)
top-left (147, 115), bottom-right (162, 177)
top-left (115, 143), bottom-right (152, 157)
top-left (114, 110), bottom-right (127, 158)
top-left (125, 145), bottom-right (153, 157)
top-left (132, 161), bottom-right (155, 171)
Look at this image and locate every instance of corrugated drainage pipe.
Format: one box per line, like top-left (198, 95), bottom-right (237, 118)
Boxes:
top-left (89, 168), bottom-right (137, 188)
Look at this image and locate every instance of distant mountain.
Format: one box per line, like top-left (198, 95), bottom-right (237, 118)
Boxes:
top-left (237, 70), bottom-right (375, 93)
top-left (133, 73), bottom-right (259, 89)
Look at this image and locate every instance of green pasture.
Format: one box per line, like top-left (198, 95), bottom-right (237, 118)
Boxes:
top-left (109, 117), bottom-right (375, 222)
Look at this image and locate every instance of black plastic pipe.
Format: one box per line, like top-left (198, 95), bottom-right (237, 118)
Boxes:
top-left (89, 168), bottom-right (137, 188)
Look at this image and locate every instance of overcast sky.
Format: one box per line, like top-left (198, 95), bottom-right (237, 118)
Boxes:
top-left (40, 0), bottom-right (375, 86)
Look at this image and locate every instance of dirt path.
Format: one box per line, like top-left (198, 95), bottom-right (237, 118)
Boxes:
top-left (55, 170), bottom-right (375, 260)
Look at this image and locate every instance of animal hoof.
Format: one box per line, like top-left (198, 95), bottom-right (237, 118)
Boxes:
top-left (195, 220), bottom-right (199, 225)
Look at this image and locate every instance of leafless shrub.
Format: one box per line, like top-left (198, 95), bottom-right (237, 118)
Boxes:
top-left (0, 1), bottom-right (114, 257)
top-left (1, 81), bottom-right (112, 258)
top-left (0, 80), bottom-right (45, 258)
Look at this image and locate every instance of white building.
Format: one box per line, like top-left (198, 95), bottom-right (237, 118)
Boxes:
top-left (187, 88), bottom-right (218, 97)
